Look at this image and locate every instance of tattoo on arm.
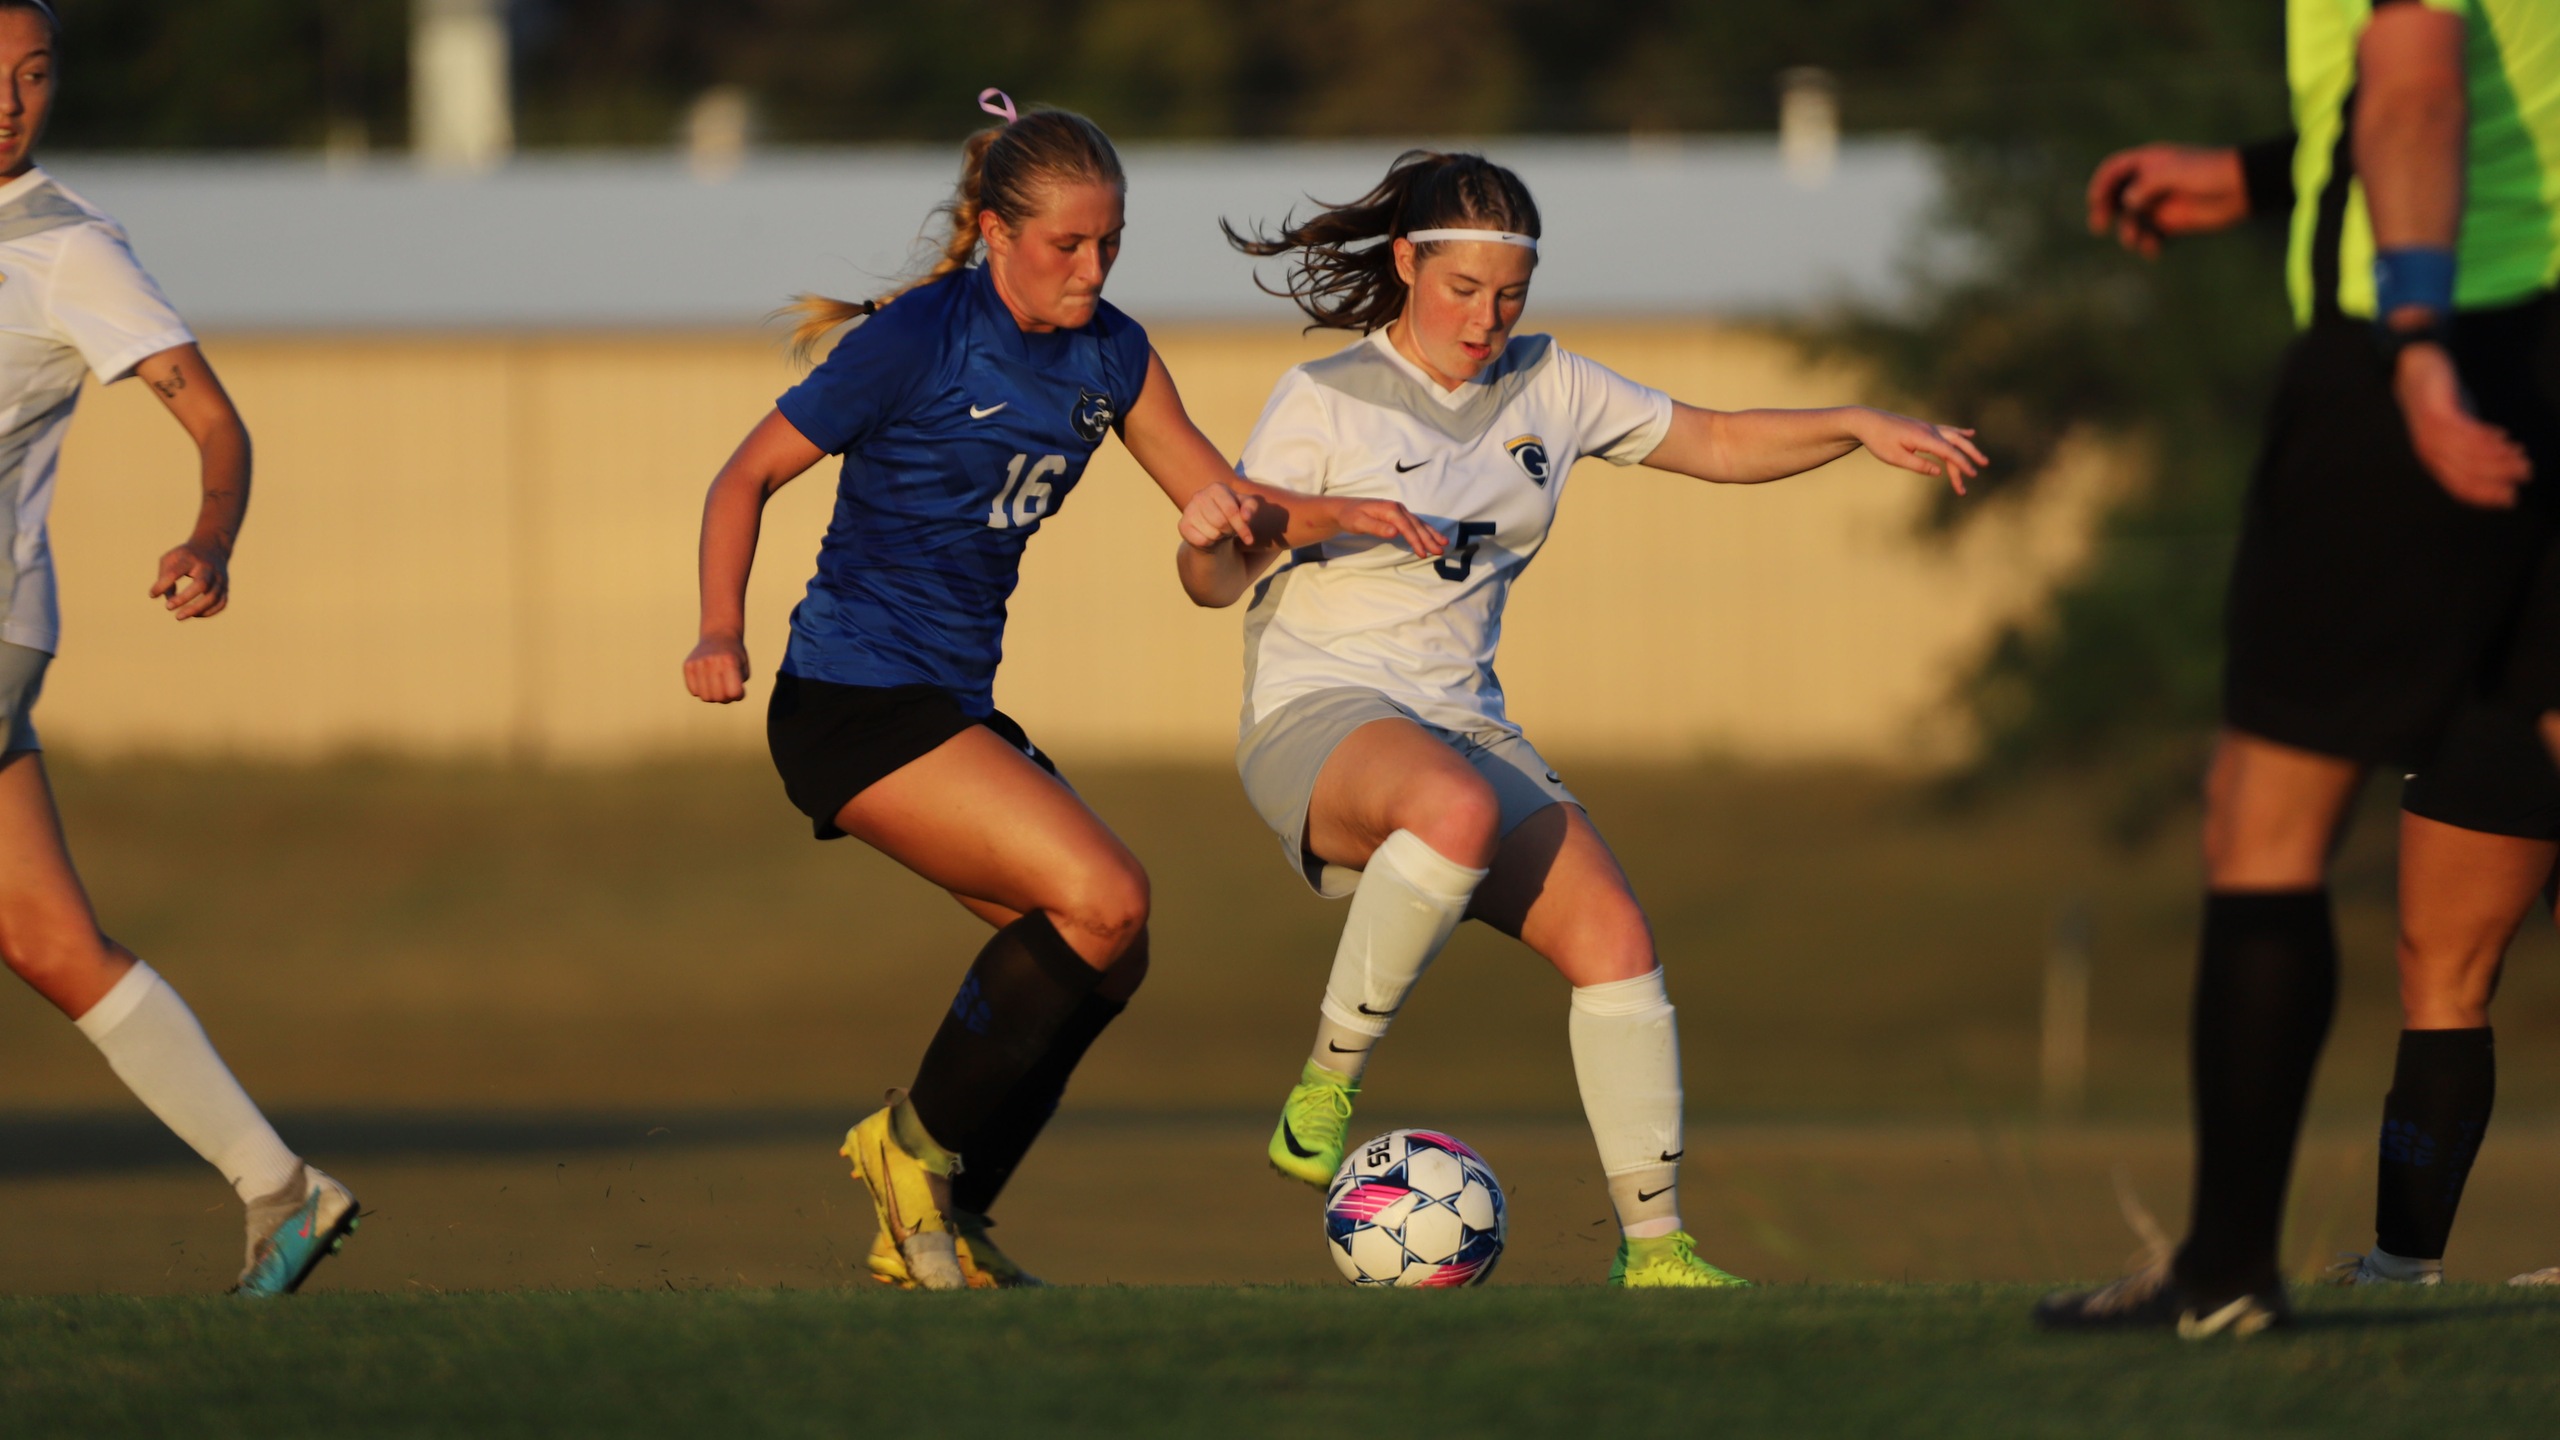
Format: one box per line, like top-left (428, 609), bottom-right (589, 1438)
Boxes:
top-left (150, 364), bottom-right (187, 400)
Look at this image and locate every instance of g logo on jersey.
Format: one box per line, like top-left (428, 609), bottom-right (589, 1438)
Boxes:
top-left (1505, 434), bottom-right (1552, 486)
top-left (1072, 388), bottom-right (1116, 444)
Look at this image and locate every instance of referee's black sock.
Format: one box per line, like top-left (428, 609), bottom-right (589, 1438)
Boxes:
top-left (2174, 889), bottom-right (2338, 1299)
top-left (2374, 1027), bottom-right (2495, 1262)
top-left (949, 987), bottom-right (1128, 1217)
top-left (908, 912), bottom-right (1102, 1162)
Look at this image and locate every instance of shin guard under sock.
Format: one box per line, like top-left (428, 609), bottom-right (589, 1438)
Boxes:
top-left (1307, 830), bottom-right (1487, 1081)
top-left (908, 912), bottom-right (1101, 1163)
top-left (2175, 889), bottom-right (2338, 1297)
top-left (949, 988), bottom-right (1127, 1216)
top-left (1571, 969), bottom-right (1685, 1239)
top-left (75, 962), bottom-right (303, 1205)
top-left (2374, 1027), bottom-right (2495, 1262)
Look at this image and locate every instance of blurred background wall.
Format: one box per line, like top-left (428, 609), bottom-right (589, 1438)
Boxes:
top-left (38, 139), bottom-right (2114, 764)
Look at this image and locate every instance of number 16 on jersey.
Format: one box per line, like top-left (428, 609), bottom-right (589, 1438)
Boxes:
top-left (988, 453), bottom-right (1066, 529)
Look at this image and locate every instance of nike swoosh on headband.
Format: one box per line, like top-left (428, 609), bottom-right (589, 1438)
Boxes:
top-left (1404, 228), bottom-right (1538, 250)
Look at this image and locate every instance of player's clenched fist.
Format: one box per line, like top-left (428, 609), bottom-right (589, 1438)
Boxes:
top-left (1179, 480), bottom-right (1265, 549)
top-left (684, 633), bottom-right (750, 704)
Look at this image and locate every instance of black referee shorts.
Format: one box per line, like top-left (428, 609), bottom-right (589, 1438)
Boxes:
top-left (2224, 298), bottom-right (2560, 766)
top-left (2403, 695), bottom-right (2560, 842)
top-left (766, 674), bottom-right (1059, 841)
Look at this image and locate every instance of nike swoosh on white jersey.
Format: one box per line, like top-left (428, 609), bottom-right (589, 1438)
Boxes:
top-left (969, 402), bottom-right (1008, 419)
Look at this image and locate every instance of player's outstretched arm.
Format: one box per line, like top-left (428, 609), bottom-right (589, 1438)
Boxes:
top-left (685, 408), bottom-right (824, 704)
top-left (138, 343), bottom-right (249, 621)
top-left (1643, 402), bottom-right (1983, 493)
top-left (1122, 348), bottom-right (1447, 557)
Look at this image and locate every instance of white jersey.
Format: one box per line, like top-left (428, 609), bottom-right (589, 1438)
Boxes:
top-left (0, 167), bottom-right (195, 654)
top-left (1237, 329), bottom-right (1673, 735)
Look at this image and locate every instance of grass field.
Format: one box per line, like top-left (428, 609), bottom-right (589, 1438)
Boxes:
top-left (9, 758), bottom-right (2560, 1435)
top-left (9, 1286), bottom-right (2560, 1438)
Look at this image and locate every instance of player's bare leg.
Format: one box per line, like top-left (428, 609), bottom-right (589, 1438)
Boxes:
top-left (0, 750), bottom-right (354, 1294)
top-left (1472, 802), bottom-right (1743, 1287)
top-left (829, 725), bottom-right (1149, 1288)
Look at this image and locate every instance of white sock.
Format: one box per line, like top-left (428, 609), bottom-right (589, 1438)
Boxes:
top-left (1571, 968), bottom-right (1685, 1239)
top-left (1307, 830), bottom-right (1488, 1082)
top-left (75, 962), bottom-right (302, 1205)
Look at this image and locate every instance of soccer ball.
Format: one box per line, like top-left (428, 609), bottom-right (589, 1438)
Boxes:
top-left (1323, 1129), bottom-right (1506, 1287)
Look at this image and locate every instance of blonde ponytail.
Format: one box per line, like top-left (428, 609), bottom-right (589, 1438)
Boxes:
top-left (784, 107), bottom-right (1123, 363)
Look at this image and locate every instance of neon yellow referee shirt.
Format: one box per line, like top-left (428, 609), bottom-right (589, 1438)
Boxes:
top-left (2285, 0), bottom-right (2560, 325)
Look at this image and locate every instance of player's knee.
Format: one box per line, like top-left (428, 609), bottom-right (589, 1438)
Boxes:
top-left (2395, 932), bottom-right (2499, 1028)
top-left (1056, 857), bottom-right (1150, 959)
top-left (1399, 772), bottom-right (1501, 869)
top-left (0, 911), bottom-right (117, 989)
top-left (1568, 905), bottom-right (1658, 985)
top-left (1098, 927), bottom-right (1150, 1003)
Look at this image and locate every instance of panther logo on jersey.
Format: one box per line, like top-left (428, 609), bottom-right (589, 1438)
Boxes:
top-left (1072, 388), bottom-right (1116, 444)
top-left (1505, 434), bottom-right (1551, 486)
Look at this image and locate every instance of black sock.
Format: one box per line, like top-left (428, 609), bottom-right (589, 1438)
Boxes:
top-left (2174, 889), bottom-right (2338, 1298)
top-left (907, 912), bottom-right (1101, 1161)
top-left (948, 988), bottom-right (1127, 1216)
top-left (2374, 1027), bottom-right (2495, 1261)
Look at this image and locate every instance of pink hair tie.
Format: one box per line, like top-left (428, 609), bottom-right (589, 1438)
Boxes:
top-left (978, 89), bottom-right (1018, 125)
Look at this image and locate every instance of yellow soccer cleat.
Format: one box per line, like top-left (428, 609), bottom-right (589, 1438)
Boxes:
top-left (1609, 1230), bottom-right (1751, 1288)
top-left (1268, 1060), bottom-right (1361, 1188)
top-left (864, 1213), bottom-right (1042, 1290)
top-left (842, 1089), bottom-right (968, 1291)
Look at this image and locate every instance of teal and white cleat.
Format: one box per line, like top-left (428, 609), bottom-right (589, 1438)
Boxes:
top-left (1268, 1060), bottom-right (1360, 1187)
top-left (233, 1165), bottom-right (359, 1297)
top-left (1608, 1230), bottom-right (1750, 1288)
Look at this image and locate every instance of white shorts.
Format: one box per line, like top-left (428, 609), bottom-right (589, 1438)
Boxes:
top-left (1236, 686), bottom-right (1578, 897)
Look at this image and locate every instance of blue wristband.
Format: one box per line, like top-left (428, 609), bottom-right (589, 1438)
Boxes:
top-left (2374, 246), bottom-right (2456, 320)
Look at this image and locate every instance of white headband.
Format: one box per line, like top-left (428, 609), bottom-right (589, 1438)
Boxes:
top-left (1403, 228), bottom-right (1538, 250)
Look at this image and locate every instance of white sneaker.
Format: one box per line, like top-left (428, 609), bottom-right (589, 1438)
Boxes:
top-left (2508, 1266), bottom-right (2560, 1287)
top-left (2325, 1250), bottom-right (2442, 1286)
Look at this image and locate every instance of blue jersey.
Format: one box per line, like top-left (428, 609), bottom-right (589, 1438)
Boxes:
top-left (774, 264), bottom-right (1152, 713)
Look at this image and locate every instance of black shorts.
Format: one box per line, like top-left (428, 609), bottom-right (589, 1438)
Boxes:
top-left (766, 674), bottom-right (1057, 840)
top-left (2403, 697), bottom-right (2560, 841)
top-left (2501, 534), bottom-right (2560, 715)
top-left (2224, 299), bottom-right (2560, 765)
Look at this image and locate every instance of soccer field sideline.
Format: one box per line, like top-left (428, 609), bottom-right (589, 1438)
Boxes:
top-left (8, 1285), bottom-right (2556, 1438)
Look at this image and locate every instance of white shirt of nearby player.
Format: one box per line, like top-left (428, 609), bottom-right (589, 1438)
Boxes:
top-left (1237, 327), bottom-right (1673, 736)
top-left (0, 165), bottom-right (196, 654)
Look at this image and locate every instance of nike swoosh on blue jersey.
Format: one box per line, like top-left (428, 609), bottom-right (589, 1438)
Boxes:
top-left (970, 402), bottom-right (1008, 418)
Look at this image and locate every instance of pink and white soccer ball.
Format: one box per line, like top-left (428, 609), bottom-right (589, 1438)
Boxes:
top-left (1324, 1129), bottom-right (1506, 1287)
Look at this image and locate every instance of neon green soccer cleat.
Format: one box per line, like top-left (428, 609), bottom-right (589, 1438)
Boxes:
top-left (1609, 1230), bottom-right (1751, 1288)
top-left (952, 1210), bottom-right (1045, 1288)
top-left (1268, 1060), bottom-right (1360, 1187)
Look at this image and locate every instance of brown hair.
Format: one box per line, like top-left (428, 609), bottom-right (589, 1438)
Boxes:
top-left (785, 106), bottom-right (1126, 361)
top-left (1222, 151), bottom-right (1541, 334)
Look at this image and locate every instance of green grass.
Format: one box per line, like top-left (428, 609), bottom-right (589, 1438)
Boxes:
top-left (7, 1286), bottom-right (2558, 1438)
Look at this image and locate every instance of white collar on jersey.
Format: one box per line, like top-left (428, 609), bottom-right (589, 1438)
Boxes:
top-left (1402, 228), bottom-right (1538, 250)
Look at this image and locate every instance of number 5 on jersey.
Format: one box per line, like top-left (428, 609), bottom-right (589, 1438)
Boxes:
top-left (988, 453), bottom-right (1066, 529)
top-left (1434, 522), bottom-right (1499, 581)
